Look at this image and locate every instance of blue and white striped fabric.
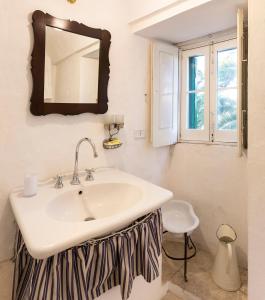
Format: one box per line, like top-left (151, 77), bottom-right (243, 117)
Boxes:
top-left (12, 209), bottom-right (162, 300)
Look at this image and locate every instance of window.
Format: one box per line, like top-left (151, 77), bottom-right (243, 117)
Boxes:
top-left (180, 39), bottom-right (238, 143)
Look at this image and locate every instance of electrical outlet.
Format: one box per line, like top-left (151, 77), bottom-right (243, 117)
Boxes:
top-left (134, 130), bottom-right (146, 139)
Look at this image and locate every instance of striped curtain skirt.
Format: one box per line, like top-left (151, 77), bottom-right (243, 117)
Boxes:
top-left (12, 209), bottom-right (162, 300)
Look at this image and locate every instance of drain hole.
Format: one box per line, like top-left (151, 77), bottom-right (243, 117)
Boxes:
top-left (84, 217), bottom-right (95, 222)
top-left (78, 190), bottom-right (83, 195)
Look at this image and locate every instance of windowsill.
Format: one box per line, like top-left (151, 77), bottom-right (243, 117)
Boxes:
top-left (178, 139), bottom-right (237, 147)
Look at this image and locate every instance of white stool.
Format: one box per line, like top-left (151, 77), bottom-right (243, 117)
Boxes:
top-left (162, 200), bottom-right (199, 281)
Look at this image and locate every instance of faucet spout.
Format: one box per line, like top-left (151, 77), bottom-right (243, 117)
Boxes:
top-left (71, 138), bottom-right (98, 185)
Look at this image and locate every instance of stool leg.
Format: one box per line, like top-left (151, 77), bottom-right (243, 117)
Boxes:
top-left (184, 233), bottom-right (188, 282)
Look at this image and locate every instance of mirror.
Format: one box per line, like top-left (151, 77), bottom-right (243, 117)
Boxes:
top-left (44, 26), bottom-right (100, 104)
top-left (30, 11), bottom-right (111, 115)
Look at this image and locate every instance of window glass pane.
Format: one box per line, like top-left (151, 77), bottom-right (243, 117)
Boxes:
top-left (188, 56), bottom-right (205, 91)
top-left (217, 89), bottom-right (237, 130)
top-left (187, 92), bottom-right (204, 129)
top-left (217, 48), bottom-right (237, 88)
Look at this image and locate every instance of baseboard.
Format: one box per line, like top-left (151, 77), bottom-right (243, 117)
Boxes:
top-left (160, 281), bottom-right (169, 299)
top-left (167, 281), bottom-right (201, 300)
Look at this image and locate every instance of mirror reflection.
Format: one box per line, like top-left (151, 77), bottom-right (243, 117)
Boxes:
top-left (44, 26), bottom-right (100, 104)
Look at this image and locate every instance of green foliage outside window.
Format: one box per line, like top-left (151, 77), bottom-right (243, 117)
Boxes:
top-left (188, 49), bottom-right (237, 131)
top-left (217, 48), bottom-right (237, 130)
top-left (188, 56), bottom-right (205, 129)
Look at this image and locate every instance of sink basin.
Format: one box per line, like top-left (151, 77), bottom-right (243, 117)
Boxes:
top-left (47, 183), bottom-right (143, 222)
top-left (10, 168), bottom-right (172, 259)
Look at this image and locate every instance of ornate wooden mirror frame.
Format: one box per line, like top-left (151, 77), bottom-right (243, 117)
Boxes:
top-left (30, 10), bottom-right (111, 115)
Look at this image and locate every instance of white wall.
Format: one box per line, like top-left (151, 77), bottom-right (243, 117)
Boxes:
top-left (128, 0), bottom-right (181, 21)
top-left (248, 0), bottom-right (265, 298)
top-left (44, 54), bottom-right (54, 100)
top-left (46, 48), bottom-right (99, 103)
top-left (80, 57), bottom-right (99, 103)
top-left (0, 0), bottom-right (170, 261)
top-left (165, 144), bottom-right (248, 266)
top-left (55, 54), bottom-right (81, 102)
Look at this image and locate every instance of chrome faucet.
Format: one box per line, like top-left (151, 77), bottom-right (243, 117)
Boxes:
top-left (54, 175), bottom-right (64, 189)
top-left (71, 138), bottom-right (98, 185)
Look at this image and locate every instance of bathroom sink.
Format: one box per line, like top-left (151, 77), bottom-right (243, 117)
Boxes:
top-left (10, 168), bottom-right (172, 259)
top-left (47, 183), bottom-right (143, 222)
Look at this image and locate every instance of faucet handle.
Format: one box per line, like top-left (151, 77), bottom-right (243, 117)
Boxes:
top-left (85, 168), bottom-right (95, 181)
top-left (54, 175), bottom-right (64, 189)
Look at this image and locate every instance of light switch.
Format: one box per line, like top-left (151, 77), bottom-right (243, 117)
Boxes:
top-left (134, 130), bottom-right (146, 139)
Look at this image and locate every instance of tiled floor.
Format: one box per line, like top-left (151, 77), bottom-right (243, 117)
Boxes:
top-left (163, 291), bottom-right (183, 300)
top-left (162, 239), bottom-right (248, 300)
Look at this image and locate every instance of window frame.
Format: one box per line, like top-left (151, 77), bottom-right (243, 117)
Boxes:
top-left (210, 39), bottom-right (238, 143)
top-left (180, 38), bottom-right (238, 144)
top-left (180, 46), bottom-right (210, 142)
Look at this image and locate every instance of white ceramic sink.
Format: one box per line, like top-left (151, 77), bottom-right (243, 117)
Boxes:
top-left (47, 183), bottom-right (143, 222)
top-left (10, 168), bottom-right (172, 259)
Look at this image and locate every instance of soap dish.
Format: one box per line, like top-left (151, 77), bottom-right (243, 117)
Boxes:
top-left (103, 138), bottom-right (122, 149)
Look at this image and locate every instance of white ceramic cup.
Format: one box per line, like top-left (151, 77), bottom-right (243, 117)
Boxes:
top-left (23, 174), bottom-right (38, 197)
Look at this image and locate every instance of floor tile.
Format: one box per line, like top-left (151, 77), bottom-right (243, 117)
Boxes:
top-left (162, 291), bottom-right (183, 300)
